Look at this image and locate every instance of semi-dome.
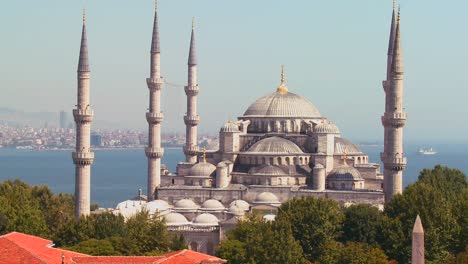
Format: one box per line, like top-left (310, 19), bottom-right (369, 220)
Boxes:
top-left (328, 165), bottom-right (364, 181)
top-left (254, 192), bottom-right (280, 204)
top-left (174, 199), bottom-right (199, 210)
top-left (163, 213), bottom-right (189, 226)
top-left (220, 121), bottom-right (239, 133)
top-left (189, 161), bottom-right (216, 176)
top-left (250, 165), bottom-right (286, 175)
top-left (246, 137), bottom-right (303, 154)
top-left (192, 213), bottom-right (219, 225)
top-left (315, 121), bottom-right (340, 134)
top-left (145, 200), bottom-right (170, 214)
top-left (201, 199), bottom-right (225, 211)
top-left (243, 92), bottom-right (321, 118)
top-left (229, 200), bottom-right (250, 211)
top-left (334, 137), bottom-right (363, 154)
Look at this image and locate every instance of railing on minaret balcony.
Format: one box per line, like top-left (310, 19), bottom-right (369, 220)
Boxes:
top-left (381, 112), bottom-right (407, 128)
top-left (380, 152), bottom-right (407, 171)
top-left (146, 112), bottom-right (164, 124)
top-left (72, 152), bottom-right (95, 165)
top-left (184, 115), bottom-right (200, 126)
top-left (183, 145), bottom-right (199, 156)
top-left (73, 108), bottom-right (94, 123)
top-left (147, 77), bottom-right (163, 91)
top-left (145, 147), bottom-right (164, 159)
top-left (184, 85), bottom-right (199, 96)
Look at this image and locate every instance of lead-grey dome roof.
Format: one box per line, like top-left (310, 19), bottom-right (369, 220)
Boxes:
top-left (220, 121), bottom-right (239, 132)
top-left (189, 161), bottom-right (216, 176)
top-left (249, 165), bottom-right (286, 175)
top-left (334, 137), bottom-right (363, 154)
top-left (243, 91), bottom-right (321, 118)
top-left (246, 137), bottom-right (303, 154)
top-left (328, 165), bottom-right (364, 181)
top-left (315, 121), bottom-right (340, 134)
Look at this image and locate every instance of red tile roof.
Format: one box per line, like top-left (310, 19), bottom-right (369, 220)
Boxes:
top-left (0, 232), bottom-right (226, 264)
top-left (0, 232), bottom-right (88, 264)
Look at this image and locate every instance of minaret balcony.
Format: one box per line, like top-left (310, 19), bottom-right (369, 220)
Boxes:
top-left (184, 85), bottom-right (199, 96)
top-left (183, 145), bottom-right (199, 156)
top-left (73, 109), bottom-right (94, 123)
top-left (381, 112), bottom-right (407, 128)
top-left (146, 78), bottom-right (164, 91)
top-left (146, 112), bottom-right (164, 124)
top-left (380, 153), bottom-right (407, 171)
top-left (145, 147), bottom-right (164, 159)
top-left (72, 152), bottom-right (94, 165)
top-left (184, 115), bottom-right (200, 126)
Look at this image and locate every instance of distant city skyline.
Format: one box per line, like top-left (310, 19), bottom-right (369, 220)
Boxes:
top-left (1, 0), bottom-right (467, 143)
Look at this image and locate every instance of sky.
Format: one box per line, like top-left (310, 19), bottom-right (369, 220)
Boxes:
top-left (0, 0), bottom-right (467, 144)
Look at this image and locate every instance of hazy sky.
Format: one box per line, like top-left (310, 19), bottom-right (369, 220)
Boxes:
top-left (1, 0), bottom-right (467, 143)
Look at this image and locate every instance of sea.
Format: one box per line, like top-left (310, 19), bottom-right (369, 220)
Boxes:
top-left (0, 143), bottom-right (467, 208)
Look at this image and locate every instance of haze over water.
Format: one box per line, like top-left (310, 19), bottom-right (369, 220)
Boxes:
top-left (0, 143), bottom-right (466, 208)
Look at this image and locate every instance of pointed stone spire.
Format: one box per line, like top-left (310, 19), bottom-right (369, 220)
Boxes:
top-left (188, 17), bottom-right (197, 65)
top-left (412, 215), bottom-right (425, 264)
top-left (386, 1), bottom-right (397, 79)
top-left (78, 9), bottom-right (90, 72)
top-left (151, 0), bottom-right (160, 53)
top-left (391, 8), bottom-right (403, 75)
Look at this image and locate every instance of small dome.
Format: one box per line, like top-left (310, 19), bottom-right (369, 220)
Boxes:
top-left (217, 161), bottom-right (228, 168)
top-left (255, 192), bottom-right (280, 204)
top-left (228, 205), bottom-right (246, 216)
top-left (163, 213), bottom-right (189, 226)
top-left (174, 199), bottom-right (199, 210)
top-left (193, 213), bottom-right (219, 225)
top-left (247, 137), bottom-right (303, 154)
top-left (315, 121), bottom-right (340, 134)
top-left (229, 200), bottom-right (250, 211)
top-left (250, 165), bottom-right (286, 175)
top-left (328, 165), bottom-right (364, 181)
top-left (220, 122), bottom-right (239, 132)
top-left (201, 199), bottom-right (225, 210)
top-left (334, 137), bottom-right (363, 154)
top-left (189, 162), bottom-right (216, 176)
top-left (145, 200), bottom-right (170, 214)
top-left (116, 200), bottom-right (146, 211)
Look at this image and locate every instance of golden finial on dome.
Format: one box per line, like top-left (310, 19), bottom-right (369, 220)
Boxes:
top-left (341, 149), bottom-right (348, 165)
top-left (276, 65), bottom-right (289, 94)
top-left (192, 17), bottom-right (195, 30)
top-left (83, 8), bottom-right (86, 24)
top-left (155, 0), bottom-right (158, 11)
top-left (321, 118), bottom-right (326, 124)
top-left (393, 0), bottom-right (396, 10)
top-left (397, 5), bottom-right (401, 22)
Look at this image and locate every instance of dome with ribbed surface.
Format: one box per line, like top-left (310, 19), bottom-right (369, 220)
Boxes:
top-left (189, 162), bottom-right (216, 176)
top-left (229, 200), bottom-right (250, 211)
top-left (334, 137), bottom-right (363, 154)
top-left (174, 199), bottom-right (199, 210)
top-left (249, 165), bottom-right (286, 175)
top-left (247, 137), bottom-right (303, 154)
top-left (145, 200), bottom-right (170, 214)
top-left (220, 122), bottom-right (239, 132)
top-left (243, 91), bottom-right (321, 118)
top-left (193, 213), bottom-right (219, 225)
top-left (201, 199), bottom-right (225, 210)
top-left (315, 121), bottom-right (340, 134)
top-left (163, 213), bottom-right (189, 225)
top-left (254, 192), bottom-right (280, 204)
top-left (328, 165), bottom-right (363, 181)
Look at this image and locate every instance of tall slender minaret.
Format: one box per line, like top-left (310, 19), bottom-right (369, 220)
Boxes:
top-left (145, 0), bottom-right (164, 201)
top-left (73, 9), bottom-right (94, 217)
top-left (412, 215), bottom-right (425, 264)
top-left (381, 8), bottom-right (407, 202)
top-left (183, 18), bottom-right (200, 163)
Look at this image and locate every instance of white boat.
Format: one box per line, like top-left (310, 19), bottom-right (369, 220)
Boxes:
top-left (418, 147), bottom-right (437, 155)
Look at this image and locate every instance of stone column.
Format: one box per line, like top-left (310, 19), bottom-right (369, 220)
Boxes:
top-left (412, 215), bottom-right (425, 264)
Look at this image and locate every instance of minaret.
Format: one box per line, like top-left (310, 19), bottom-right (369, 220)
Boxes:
top-left (183, 18), bottom-right (200, 163)
top-left (145, 0), bottom-right (164, 200)
top-left (386, 0), bottom-right (397, 80)
top-left (381, 8), bottom-right (407, 202)
top-left (72, 9), bottom-right (94, 217)
top-left (412, 215), bottom-right (425, 264)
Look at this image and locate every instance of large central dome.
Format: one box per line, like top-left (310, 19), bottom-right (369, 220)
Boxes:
top-left (242, 66), bottom-right (321, 118)
top-left (243, 91), bottom-right (321, 118)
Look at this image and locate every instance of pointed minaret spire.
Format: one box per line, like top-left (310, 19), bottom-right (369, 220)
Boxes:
top-left (184, 18), bottom-right (200, 163)
top-left (78, 9), bottom-right (89, 73)
top-left (145, 0), bottom-right (165, 201)
top-left (412, 215), bottom-right (425, 264)
top-left (386, 1), bottom-right (397, 79)
top-left (188, 17), bottom-right (197, 66)
top-left (391, 8), bottom-right (403, 75)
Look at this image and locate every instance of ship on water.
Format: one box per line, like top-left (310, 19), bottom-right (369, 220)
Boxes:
top-left (418, 148), bottom-right (437, 155)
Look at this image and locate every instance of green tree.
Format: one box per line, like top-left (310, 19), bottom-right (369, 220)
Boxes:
top-left (318, 241), bottom-right (396, 264)
top-left (67, 238), bottom-right (121, 256)
top-left (342, 204), bottom-right (384, 246)
top-left (276, 197), bottom-right (344, 261)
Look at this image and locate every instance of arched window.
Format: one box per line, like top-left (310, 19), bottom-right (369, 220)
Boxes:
top-left (171, 179), bottom-right (175, 185)
top-left (286, 157), bottom-right (290, 165)
top-left (270, 157), bottom-right (274, 165)
top-left (277, 157), bottom-right (282, 165)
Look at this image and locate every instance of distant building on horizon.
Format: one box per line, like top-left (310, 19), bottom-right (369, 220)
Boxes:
top-left (59, 110), bottom-right (67, 129)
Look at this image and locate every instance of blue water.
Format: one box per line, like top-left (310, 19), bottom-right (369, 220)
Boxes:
top-left (0, 144), bottom-right (466, 208)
